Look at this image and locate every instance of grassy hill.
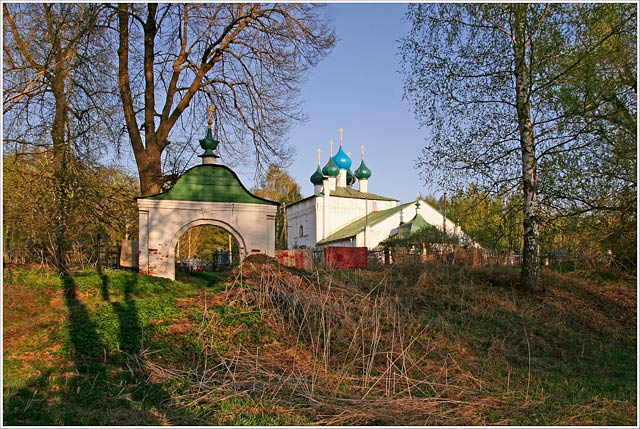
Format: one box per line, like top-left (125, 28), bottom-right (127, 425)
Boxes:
top-left (3, 260), bottom-right (637, 425)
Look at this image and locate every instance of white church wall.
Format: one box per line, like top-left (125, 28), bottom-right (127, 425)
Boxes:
top-left (324, 238), bottom-right (354, 247)
top-left (287, 195), bottom-right (396, 249)
top-left (418, 201), bottom-right (458, 236)
top-left (287, 198), bottom-right (316, 248)
top-left (287, 192), bottom-right (468, 251)
top-left (356, 213), bottom-right (403, 249)
top-left (323, 197), bottom-right (396, 239)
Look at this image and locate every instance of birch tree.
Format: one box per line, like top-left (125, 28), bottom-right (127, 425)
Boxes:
top-left (401, 3), bottom-right (636, 290)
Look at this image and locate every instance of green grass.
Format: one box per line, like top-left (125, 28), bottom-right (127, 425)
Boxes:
top-left (2, 267), bottom-right (289, 425)
top-left (3, 263), bottom-right (637, 425)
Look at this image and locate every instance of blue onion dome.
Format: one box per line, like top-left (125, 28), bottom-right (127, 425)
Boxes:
top-left (310, 165), bottom-right (324, 185)
top-left (354, 159), bottom-right (372, 180)
top-left (322, 156), bottom-right (340, 177)
top-left (332, 145), bottom-right (352, 170)
top-left (346, 168), bottom-right (356, 186)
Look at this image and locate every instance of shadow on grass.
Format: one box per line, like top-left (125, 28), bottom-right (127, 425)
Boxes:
top-left (3, 268), bottom-right (198, 426)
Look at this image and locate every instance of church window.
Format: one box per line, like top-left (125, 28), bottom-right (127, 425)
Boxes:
top-left (299, 225), bottom-right (304, 237)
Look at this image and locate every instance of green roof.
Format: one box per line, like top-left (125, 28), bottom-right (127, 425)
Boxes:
top-left (318, 201), bottom-right (414, 244)
top-left (286, 186), bottom-right (398, 208)
top-left (139, 164), bottom-right (277, 205)
top-left (397, 213), bottom-right (433, 238)
top-left (328, 187), bottom-right (397, 201)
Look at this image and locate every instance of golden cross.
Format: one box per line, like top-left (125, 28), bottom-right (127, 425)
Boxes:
top-left (207, 105), bottom-right (214, 126)
top-left (361, 144), bottom-right (365, 160)
top-left (338, 128), bottom-right (343, 146)
top-left (329, 139), bottom-right (334, 156)
top-left (317, 148), bottom-right (321, 166)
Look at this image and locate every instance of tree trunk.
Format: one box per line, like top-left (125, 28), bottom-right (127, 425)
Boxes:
top-left (117, 4), bottom-right (163, 196)
top-left (47, 4), bottom-right (72, 271)
top-left (513, 4), bottom-right (542, 291)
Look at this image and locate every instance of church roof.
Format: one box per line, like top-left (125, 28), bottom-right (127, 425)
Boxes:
top-left (286, 186), bottom-right (397, 208)
top-left (396, 213), bottom-right (433, 238)
top-left (329, 187), bottom-right (397, 201)
top-left (318, 201), bottom-right (415, 245)
top-left (139, 164), bottom-right (278, 205)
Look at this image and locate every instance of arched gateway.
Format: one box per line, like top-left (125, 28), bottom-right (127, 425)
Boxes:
top-left (137, 120), bottom-right (278, 280)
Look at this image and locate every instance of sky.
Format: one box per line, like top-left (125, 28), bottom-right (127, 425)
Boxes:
top-left (236, 3), bottom-right (438, 204)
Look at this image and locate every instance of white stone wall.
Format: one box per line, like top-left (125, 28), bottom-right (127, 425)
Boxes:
top-left (287, 194), bottom-right (397, 249)
top-left (286, 198), bottom-right (317, 249)
top-left (355, 215), bottom-right (401, 249)
top-left (321, 197), bottom-right (395, 239)
top-left (138, 199), bottom-right (276, 280)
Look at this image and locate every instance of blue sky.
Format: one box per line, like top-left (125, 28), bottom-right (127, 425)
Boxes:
top-left (240, 3), bottom-right (439, 204)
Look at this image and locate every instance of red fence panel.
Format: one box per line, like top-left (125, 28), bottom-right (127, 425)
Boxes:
top-left (325, 246), bottom-right (367, 269)
top-left (275, 249), bottom-right (314, 270)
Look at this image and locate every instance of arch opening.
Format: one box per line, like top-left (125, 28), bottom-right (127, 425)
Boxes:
top-left (175, 224), bottom-right (242, 273)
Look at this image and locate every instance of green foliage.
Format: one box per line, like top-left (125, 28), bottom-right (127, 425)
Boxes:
top-left (252, 164), bottom-right (302, 205)
top-left (381, 222), bottom-right (457, 250)
top-left (538, 3), bottom-right (636, 217)
top-left (2, 151), bottom-right (139, 267)
top-left (446, 185), bottom-right (523, 251)
top-left (175, 225), bottom-right (239, 262)
top-left (1, 267), bottom-right (61, 290)
top-left (252, 164), bottom-right (302, 249)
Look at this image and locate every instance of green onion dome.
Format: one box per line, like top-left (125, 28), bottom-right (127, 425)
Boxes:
top-left (354, 159), bottom-right (372, 180)
top-left (310, 165), bottom-right (324, 185)
top-left (322, 156), bottom-right (340, 177)
top-left (346, 168), bottom-right (356, 186)
top-left (199, 127), bottom-right (220, 157)
top-left (333, 145), bottom-right (352, 170)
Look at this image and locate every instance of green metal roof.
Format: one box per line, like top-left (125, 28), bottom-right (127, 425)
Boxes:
top-left (139, 164), bottom-right (278, 205)
top-left (397, 213), bottom-right (432, 238)
top-left (318, 201), bottom-right (414, 244)
top-left (328, 187), bottom-right (397, 201)
top-left (286, 186), bottom-right (398, 208)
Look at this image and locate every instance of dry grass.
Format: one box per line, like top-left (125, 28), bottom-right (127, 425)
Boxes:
top-left (4, 262), bottom-right (635, 425)
top-left (138, 262), bottom-right (513, 425)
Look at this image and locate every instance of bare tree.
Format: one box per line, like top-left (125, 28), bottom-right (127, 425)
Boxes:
top-left (115, 3), bottom-right (335, 196)
top-left (3, 3), bottom-right (120, 270)
top-left (3, 3), bottom-right (118, 157)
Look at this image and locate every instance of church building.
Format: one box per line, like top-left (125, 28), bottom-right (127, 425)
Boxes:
top-left (286, 129), bottom-right (466, 250)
